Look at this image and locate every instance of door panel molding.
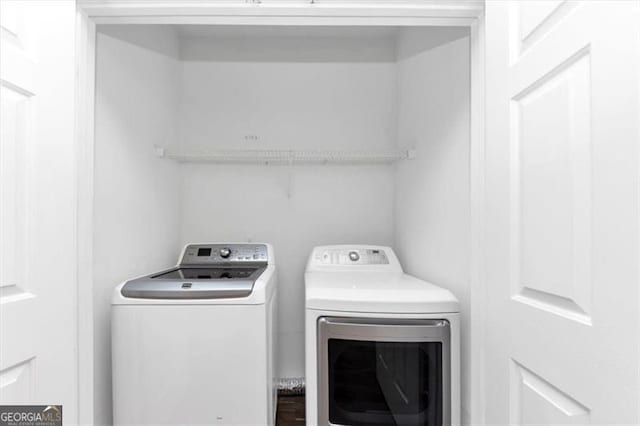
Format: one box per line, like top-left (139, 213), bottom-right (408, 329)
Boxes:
top-left (509, 359), bottom-right (590, 425)
top-left (509, 44), bottom-right (592, 326)
top-left (510, 0), bottom-right (580, 62)
top-left (0, 358), bottom-right (35, 403)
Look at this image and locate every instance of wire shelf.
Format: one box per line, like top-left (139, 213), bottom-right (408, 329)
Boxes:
top-left (155, 147), bottom-right (415, 165)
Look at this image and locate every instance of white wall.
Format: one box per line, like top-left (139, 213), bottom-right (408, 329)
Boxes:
top-left (177, 30), bottom-right (397, 151)
top-left (394, 27), bottom-right (471, 423)
top-left (177, 32), bottom-right (398, 377)
top-left (93, 26), bottom-right (182, 425)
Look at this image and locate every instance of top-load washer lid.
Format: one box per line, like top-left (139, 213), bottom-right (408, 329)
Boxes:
top-left (152, 267), bottom-right (258, 280)
top-left (121, 266), bottom-right (266, 299)
top-left (120, 243), bottom-right (269, 299)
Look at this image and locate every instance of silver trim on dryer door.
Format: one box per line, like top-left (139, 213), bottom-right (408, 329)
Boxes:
top-left (317, 317), bottom-right (451, 426)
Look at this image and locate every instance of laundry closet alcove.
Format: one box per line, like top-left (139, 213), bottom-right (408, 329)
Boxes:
top-left (85, 13), bottom-right (477, 426)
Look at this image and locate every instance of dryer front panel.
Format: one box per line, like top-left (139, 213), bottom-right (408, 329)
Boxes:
top-left (317, 317), bottom-right (451, 426)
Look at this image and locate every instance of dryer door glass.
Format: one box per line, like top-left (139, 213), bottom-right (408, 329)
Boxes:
top-left (318, 318), bottom-right (450, 426)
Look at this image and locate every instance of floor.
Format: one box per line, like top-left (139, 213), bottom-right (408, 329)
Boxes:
top-left (276, 395), bottom-right (305, 425)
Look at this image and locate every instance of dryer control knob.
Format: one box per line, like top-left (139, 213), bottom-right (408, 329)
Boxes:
top-left (348, 251), bottom-right (360, 262)
top-left (220, 248), bottom-right (231, 258)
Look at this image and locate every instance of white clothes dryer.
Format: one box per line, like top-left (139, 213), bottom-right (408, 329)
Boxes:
top-left (305, 245), bottom-right (460, 426)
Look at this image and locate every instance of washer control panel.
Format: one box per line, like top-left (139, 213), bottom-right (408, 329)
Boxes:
top-left (180, 244), bottom-right (268, 265)
top-left (314, 248), bottom-right (389, 265)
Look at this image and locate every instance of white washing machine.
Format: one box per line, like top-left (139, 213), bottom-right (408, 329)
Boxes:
top-left (112, 243), bottom-right (277, 425)
top-left (305, 245), bottom-right (460, 426)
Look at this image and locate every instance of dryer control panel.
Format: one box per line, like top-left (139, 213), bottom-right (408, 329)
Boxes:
top-left (314, 248), bottom-right (389, 265)
top-left (180, 243), bottom-right (268, 265)
top-left (306, 245), bottom-right (401, 272)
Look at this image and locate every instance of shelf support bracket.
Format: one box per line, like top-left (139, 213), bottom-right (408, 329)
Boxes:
top-left (286, 150), bottom-right (294, 199)
top-left (154, 145), bottom-right (166, 158)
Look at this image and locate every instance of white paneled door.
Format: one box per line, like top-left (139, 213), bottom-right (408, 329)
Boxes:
top-left (485, 1), bottom-right (640, 424)
top-left (0, 0), bottom-right (77, 421)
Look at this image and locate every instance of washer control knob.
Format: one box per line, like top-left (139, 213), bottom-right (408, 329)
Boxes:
top-left (348, 251), bottom-right (360, 262)
top-left (220, 248), bottom-right (231, 258)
